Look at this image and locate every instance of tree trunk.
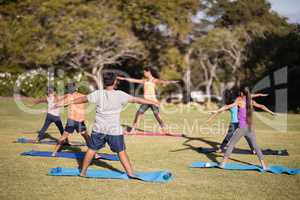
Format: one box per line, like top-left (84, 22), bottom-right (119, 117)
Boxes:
top-left (205, 60), bottom-right (217, 108)
top-left (206, 78), bottom-right (212, 104)
top-left (96, 69), bottom-right (103, 90)
top-left (183, 68), bottom-right (191, 103)
top-left (183, 48), bottom-right (193, 103)
top-left (90, 65), bottom-right (104, 90)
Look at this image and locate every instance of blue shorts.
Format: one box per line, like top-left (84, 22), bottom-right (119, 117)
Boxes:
top-left (88, 131), bottom-right (126, 153)
top-left (64, 119), bottom-right (87, 133)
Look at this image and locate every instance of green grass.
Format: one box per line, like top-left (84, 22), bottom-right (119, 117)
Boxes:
top-left (0, 99), bottom-right (300, 200)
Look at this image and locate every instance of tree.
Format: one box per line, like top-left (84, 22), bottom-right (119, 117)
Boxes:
top-left (191, 33), bottom-right (221, 105)
top-left (0, 0), bottom-right (145, 88)
top-left (200, 27), bottom-right (253, 86)
top-left (119, 0), bottom-right (201, 73)
top-left (202, 0), bottom-right (292, 84)
top-left (64, 29), bottom-right (145, 89)
top-left (119, 0), bottom-right (203, 102)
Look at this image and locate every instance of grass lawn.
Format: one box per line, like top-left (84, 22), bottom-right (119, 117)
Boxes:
top-left (0, 99), bottom-right (300, 200)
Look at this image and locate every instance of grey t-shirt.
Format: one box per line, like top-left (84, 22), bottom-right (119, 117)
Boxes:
top-left (87, 90), bottom-right (130, 135)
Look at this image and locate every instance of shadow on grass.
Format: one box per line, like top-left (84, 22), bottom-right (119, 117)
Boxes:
top-left (171, 135), bottom-right (254, 165)
top-left (121, 124), bottom-right (146, 132)
top-left (22, 131), bottom-right (57, 135)
top-left (44, 133), bottom-right (59, 142)
top-left (92, 160), bottom-right (123, 173)
top-left (182, 135), bottom-right (220, 149)
top-left (43, 134), bottom-right (123, 172)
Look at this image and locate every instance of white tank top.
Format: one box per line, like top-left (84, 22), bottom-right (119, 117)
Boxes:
top-left (47, 96), bottom-right (60, 116)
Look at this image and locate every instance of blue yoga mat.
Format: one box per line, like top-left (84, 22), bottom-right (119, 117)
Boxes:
top-left (21, 150), bottom-right (119, 161)
top-left (49, 167), bottom-right (172, 183)
top-left (16, 138), bottom-right (85, 146)
top-left (191, 161), bottom-right (300, 175)
top-left (198, 147), bottom-right (289, 156)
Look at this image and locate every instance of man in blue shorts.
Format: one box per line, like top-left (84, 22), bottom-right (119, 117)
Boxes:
top-left (60, 72), bottom-right (159, 177)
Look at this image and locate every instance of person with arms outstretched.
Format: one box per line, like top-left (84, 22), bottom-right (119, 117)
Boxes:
top-left (207, 88), bottom-right (271, 152)
top-left (210, 87), bottom-right (275, 170)
top-left (52, 83), bottom-right (90, 156)
top-left (58, 72), bottom-right (160, 177)
top-left (33, 86), bottom-right (66, 143)
top-left (117, 67), bottom-right (177, 134)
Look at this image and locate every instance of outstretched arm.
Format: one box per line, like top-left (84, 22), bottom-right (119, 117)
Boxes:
top-left (56, 95), bottom-right (88, 107)
top-left (54, 94), bottom-right (70, 107)
top-left (251, 93), bottom-right (268, 98)
top-left (211, 102), bottom-right (237, 114)
top-left (32, 97), bottom-right (47, 105)
top-left (206, 112), bottom-right (221, 123)
top-left (206, 103), bottom-right (236, 123)
top-left (56, 94), bottom-right (159, 107)
top-left (154, 79), bottom-right (179, 86)
top-left (252, 100), bottom-right (275, 115)
top-left (15, 96), bottom-right (46, 106)
top-left (55, 94), bottom-right (68, 102)
top-left (117, 76), bottom-right (145, 84)
top-left (128, 96), bottom-right (159, 106)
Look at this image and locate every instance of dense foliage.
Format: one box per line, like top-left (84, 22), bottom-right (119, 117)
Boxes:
top-left (0, 0), bottom-right (299, 111)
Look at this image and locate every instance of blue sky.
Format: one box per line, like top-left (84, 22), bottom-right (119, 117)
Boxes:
top-left (268, 0), bottom-right (300, 23)
top-left (192, 0), bottom-right (300, 24)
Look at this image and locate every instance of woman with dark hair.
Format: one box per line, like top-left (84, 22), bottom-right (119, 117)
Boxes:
top-left (117, 67), bottom-right (178, 134)
top-left (217, 89), bottom-right (241, 151)
top-left (207, 88), bottom-right (270, 152)
top-left (210, 87), bottom-right (275, 170)
top-left (33, 86), bottom-right (65, 143)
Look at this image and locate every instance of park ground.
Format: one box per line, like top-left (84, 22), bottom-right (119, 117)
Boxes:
top-left (0, 99), bottom-right (300, 200)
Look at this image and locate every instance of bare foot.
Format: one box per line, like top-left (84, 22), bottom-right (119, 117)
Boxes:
top-left (159, 128), bottom-right (166, 134)
top-left (219, 162), bottom-right (226, 168)
top-left (79, 173), bottom-right (86, 177)
top-left (94, 153), bottom-right (101, 160)
top-left (261, 163), bottom-right (268, 171)
top-left (129, 128), bottom-right (136, 134)
top-left (216, 148), bottom-right (223, 153)
top-left (260, 160), bottom-right (268, 171)
top-left (79, 169), bottom-right (87, 177)
top-left (127, 173), bottom-right (139, 180)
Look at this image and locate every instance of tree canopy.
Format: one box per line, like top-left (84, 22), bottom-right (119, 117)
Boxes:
top-left (0, 0), bottom-right (299, 111)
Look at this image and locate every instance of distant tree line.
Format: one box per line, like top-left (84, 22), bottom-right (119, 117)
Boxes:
top-left (0, 0), bottom-right (299, 112)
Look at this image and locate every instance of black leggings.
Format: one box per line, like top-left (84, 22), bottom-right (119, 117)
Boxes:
top-left (38, 113), bottom-right (64, 140)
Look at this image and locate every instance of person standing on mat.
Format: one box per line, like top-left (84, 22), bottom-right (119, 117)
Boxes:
top-left (207, 89), bottom-right (272, 152)
top-left (33, 86), bottom-right (67, 143)
top-left (57, 72), bottom-right (160, 177)
top-left (211, 86), bottom-right (274, 170)
top-left (52, 83), bottom-right (90, 156)
top-left (117, 67), bottom-right (177, 134)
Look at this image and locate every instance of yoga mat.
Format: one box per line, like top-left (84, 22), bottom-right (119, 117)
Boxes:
top-left (124, 131), bottom-right (184, 138)
top-left (21, 150), bottom-right (119, 161)
top-left (198, 147), bottom-right (289, 156)
top-left (190, 161), bottom-right (300, 175)
top-left (16, 138), bottom-right (85, 146)
top-left (49, 167), bottom-right (172, 183)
